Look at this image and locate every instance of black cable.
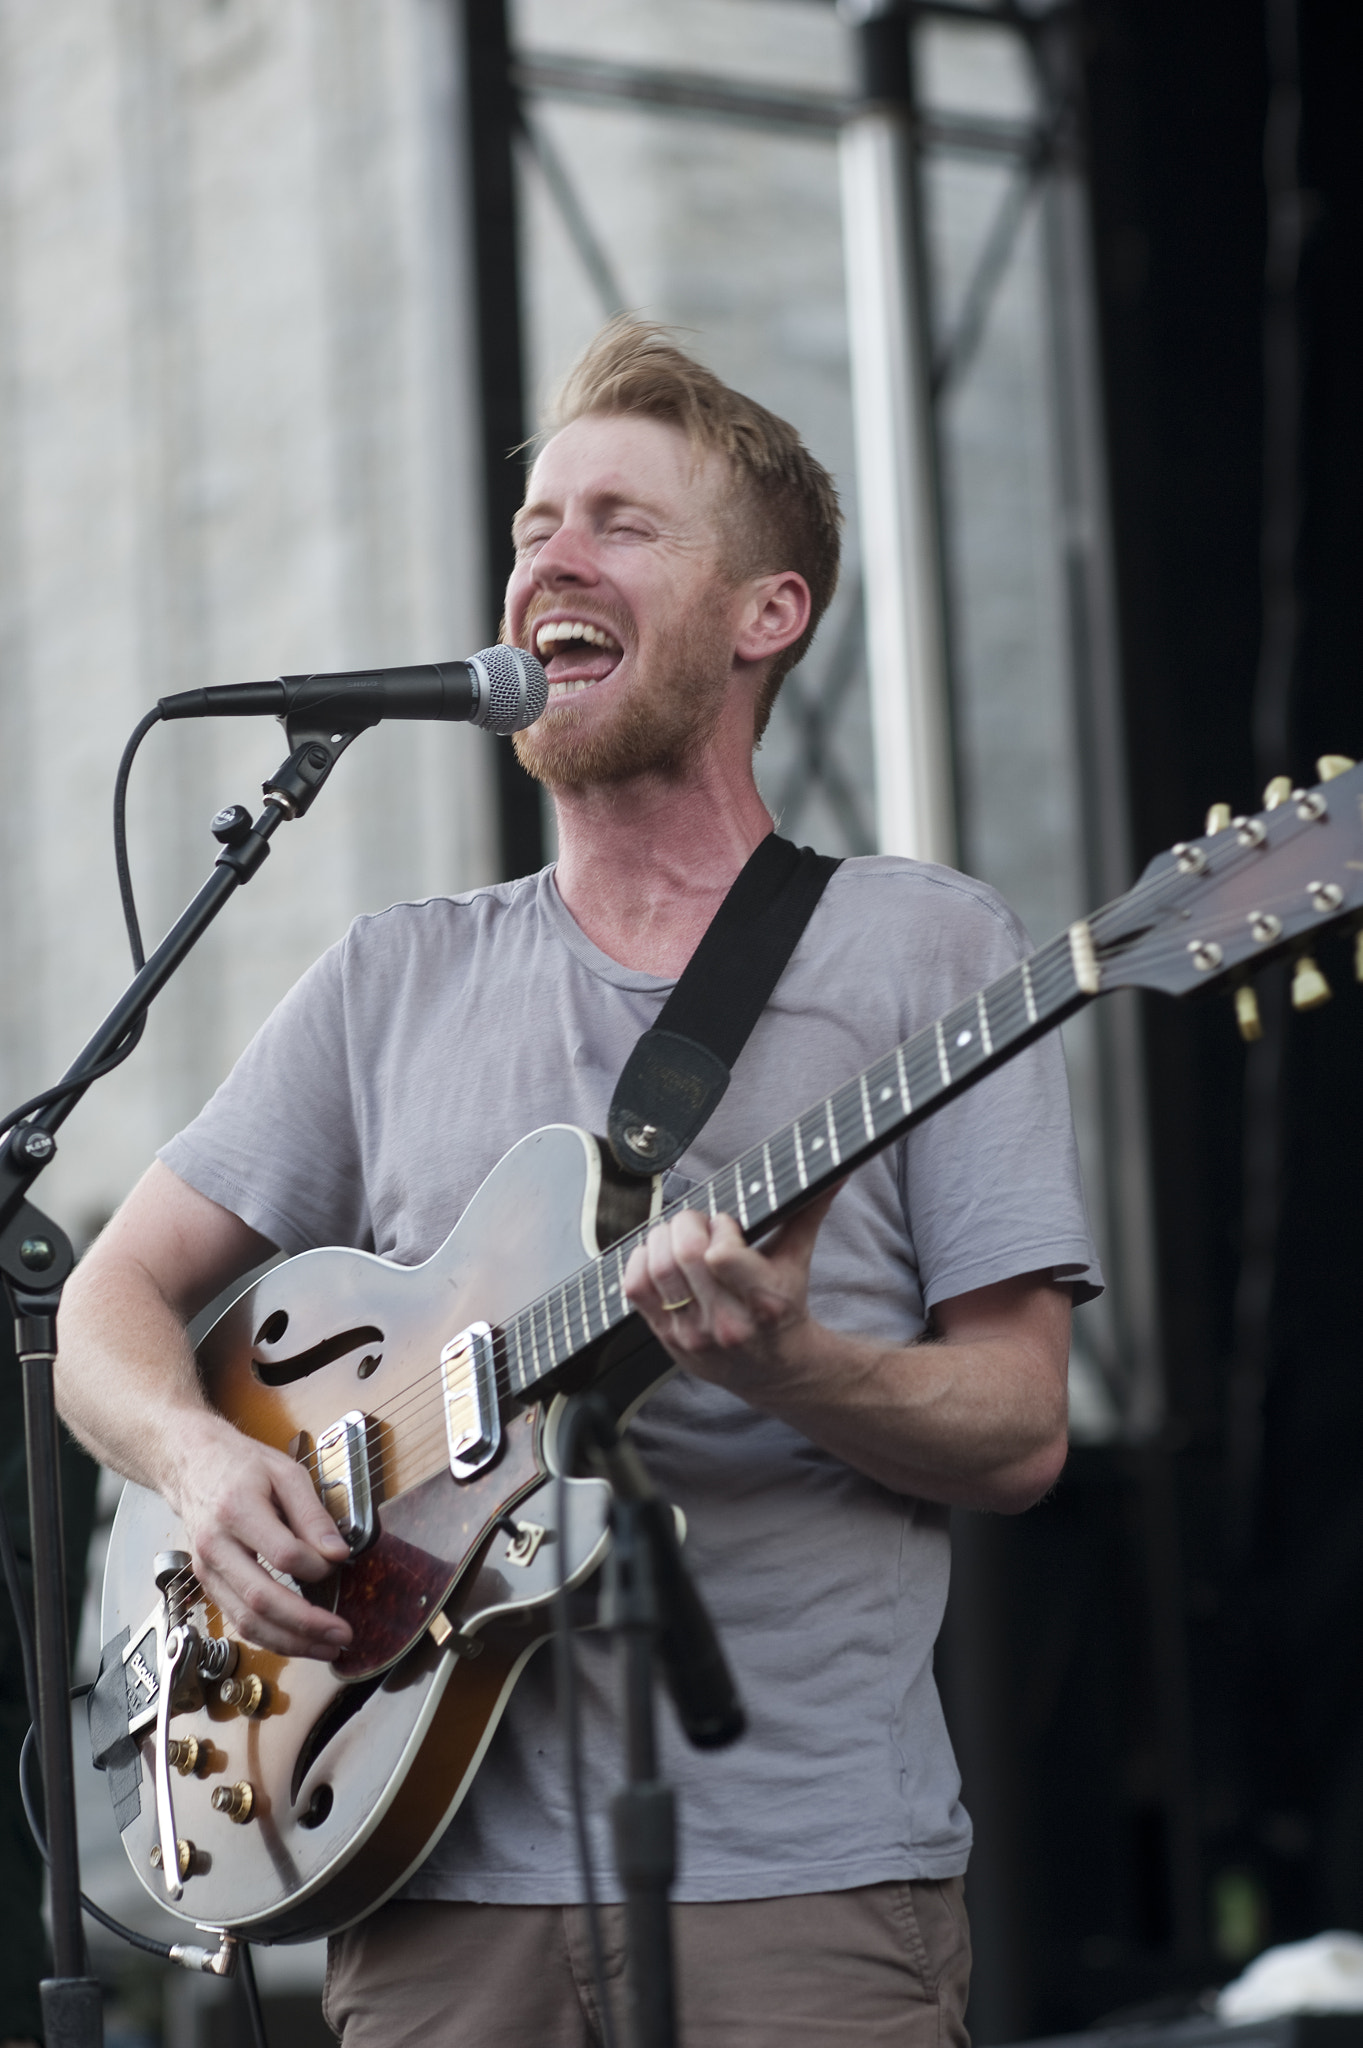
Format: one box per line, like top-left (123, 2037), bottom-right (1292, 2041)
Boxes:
top-left (0, 1035), bottom-right (144, 1143)
top-left (5, 1487), bottom-right (244, 1982)
top-left (0, 1491), bottom-right (40, 1747)
top-left (555, 1398), bottom-right (618, 2048)
top-left (19, 1713), bottom-right (172, 1961)
top-left (21, 1706), bottom-right (272, 2044)
top-left (239, 1940), bottom-right (270, 2048)
top-left (0, 707), bottom-right (163, 1142)
top-left (113, 705), bottom-right (161, 974)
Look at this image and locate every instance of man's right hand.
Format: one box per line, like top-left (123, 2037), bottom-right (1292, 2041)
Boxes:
top-left (169, 1412), bottom-right (354, 1659)
top-left (56, 1162), bottom-right (355, 1662)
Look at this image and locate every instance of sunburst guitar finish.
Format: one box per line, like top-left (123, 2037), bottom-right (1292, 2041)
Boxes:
top-left (100, 1125), bottom-right (658, 1942)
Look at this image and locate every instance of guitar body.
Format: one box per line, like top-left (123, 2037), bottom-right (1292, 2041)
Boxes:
top-left (100, 1124), bottom-right (659, 1941)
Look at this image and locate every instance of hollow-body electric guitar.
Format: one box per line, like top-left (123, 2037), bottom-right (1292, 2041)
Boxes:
top-left (95, 759), bottom-right (1363, 1943)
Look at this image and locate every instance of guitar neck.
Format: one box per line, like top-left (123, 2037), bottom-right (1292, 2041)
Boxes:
top-left (497, 919), bottom-right (1101, 1403)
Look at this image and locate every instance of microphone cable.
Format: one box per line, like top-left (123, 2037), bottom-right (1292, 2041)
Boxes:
top-left (0, 705), bottom-right (161, 1142)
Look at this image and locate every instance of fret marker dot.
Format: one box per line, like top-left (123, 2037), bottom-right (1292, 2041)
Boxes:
top-left (956, 1029), bottom-right (972, 1047)
top-left (812, 1137), bottom-right (825, 1150)
top-left (608, 1282), bottom-right (618, 1294)
top-left (880, 1086), bottom-right (892, 1102)
top-left (749, 1179), bottom-right (761, 1194)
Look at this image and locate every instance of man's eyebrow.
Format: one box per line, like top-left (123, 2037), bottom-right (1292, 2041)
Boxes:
top-left (512, 498), bottom-right (553, 543)
top-left (513, 485), bottom-right (665, 542)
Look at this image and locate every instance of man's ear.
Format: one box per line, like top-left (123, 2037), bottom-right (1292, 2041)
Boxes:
top-left (733, 571), bottom-right (812, 667)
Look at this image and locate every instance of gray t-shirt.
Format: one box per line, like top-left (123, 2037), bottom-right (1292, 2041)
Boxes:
top-left (161, 855), bottom-right (1100, 1903)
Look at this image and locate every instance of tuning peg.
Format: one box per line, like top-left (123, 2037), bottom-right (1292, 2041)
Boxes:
top-left (1264, 776), bottom-right (1293, 809)
top-left (1234, 986), bottom-right (1263, 1042)
top-left (1205, 802), bottom-right (1232, 835)
top-left (1317, 755), bottom-right (1356, 782)
top-left (1291, 955), bottom-right (1331, 1011)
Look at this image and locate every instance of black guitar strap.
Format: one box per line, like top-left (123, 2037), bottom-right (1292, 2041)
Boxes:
top-left (607, 834), bottom-right (843, 1178)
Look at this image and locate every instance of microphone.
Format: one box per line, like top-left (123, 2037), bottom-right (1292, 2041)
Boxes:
top-left (157, 645), bottom-right (548, 736)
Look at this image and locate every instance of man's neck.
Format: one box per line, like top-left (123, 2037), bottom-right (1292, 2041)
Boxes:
top-left (551, 754), bottom-right (774, 978)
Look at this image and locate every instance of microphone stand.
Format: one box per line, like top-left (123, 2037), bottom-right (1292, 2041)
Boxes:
top-left (0, 708), bottom-right (368, 2048)
top-left (568, 1395), bottom-right (746, 2048)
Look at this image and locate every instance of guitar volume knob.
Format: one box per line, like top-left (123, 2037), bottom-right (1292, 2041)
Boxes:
top-left (218, 1673), bottom-right (266, 1716)
top-left (211, 1781), bottom-right (255, 1824)
top-left (150, 1838), bottom-right (197, 1879)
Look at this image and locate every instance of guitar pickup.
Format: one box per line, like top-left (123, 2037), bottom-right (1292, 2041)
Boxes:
top-left (441, 1322), bottom-right (502, 1479)
top-left (315, 1411), bottom-right (376, 1551)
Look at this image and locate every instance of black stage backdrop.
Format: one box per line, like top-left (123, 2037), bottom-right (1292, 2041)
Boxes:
top-left (938, 2), bottom-right (1363, 2038)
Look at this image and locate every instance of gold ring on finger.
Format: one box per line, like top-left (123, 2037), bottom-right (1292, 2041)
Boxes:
top-left (660, 1295), bottom-right (693, 1314)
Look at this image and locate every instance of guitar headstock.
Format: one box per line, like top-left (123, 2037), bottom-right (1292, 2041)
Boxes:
top-left (1093, 756), bottom-right (1363, 1030)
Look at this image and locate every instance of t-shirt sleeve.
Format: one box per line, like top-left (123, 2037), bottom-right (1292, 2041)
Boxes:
top-left (158, 936), bottom-right (374, 1255)
top-left (889, 874), bottom-right (1103, 1311)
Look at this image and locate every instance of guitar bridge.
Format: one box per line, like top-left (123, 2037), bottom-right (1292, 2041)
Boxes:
top-left (315, 1411), bottom-right (376, 1551)
top-left (441, 1322), bottom-right (502, 1479)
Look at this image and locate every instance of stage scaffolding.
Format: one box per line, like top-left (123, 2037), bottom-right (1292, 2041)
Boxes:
top-left (456, 0), bottom-right (1159, 1451)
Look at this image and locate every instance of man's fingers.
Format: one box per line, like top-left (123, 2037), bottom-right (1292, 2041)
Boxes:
top-left (177, 1433), bottom-right (353, 1657)
top-left (648, 1209), bottom-right (720, 1309)
top-left (623, 1183), bottom-right (843, 1363)
top-left (192, 1526), bottom-right (349, 1658)
top-left (263, 1450), bottom-right (353, 1580)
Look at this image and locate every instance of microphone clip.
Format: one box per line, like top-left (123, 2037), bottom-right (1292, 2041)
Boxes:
top-left (263, 716), bottom-right (366, 821)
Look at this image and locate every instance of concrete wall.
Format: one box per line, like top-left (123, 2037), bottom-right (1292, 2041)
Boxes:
top-left (0, 0), bottom-right (498, 1239)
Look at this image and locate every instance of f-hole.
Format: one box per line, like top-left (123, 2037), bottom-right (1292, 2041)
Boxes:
top-left (252, 1326), bottom-right (385, 1389)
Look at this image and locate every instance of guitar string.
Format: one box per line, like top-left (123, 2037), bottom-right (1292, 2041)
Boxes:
top-left (271, 813), bottom-right (1301, 1477)
top-left (151, 907), bottom-right (1156, 1636)
top-left (269, 904), bottom-right (1184, 1488)
top-left (154, 884), bottom-right (1331, 1651)
top-left (177, 831), bottom-right (1332, 1606)
top-left (273, 881), bottom-right (1291, 1511)
top-left (273, 926), bottom-right (1092, 1511)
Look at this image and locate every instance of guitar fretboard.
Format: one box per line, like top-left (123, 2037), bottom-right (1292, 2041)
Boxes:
top-left (496, 924), bottom-right (1095, 1400)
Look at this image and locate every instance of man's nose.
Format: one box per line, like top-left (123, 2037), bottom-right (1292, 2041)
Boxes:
top-left (531, 520), bottom-right (598, 587)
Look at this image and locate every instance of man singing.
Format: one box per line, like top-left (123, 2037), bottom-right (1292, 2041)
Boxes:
top-left (59, 322), bottom-right (1099, 2046)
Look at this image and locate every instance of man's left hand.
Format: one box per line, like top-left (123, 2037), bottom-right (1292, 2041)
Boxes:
top-left (622, 1193), bottom-right (1071, 1513)
top-left (622, 1189), bottom-right (839, 1381)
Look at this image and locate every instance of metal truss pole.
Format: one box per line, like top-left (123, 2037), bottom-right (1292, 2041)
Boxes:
top-left (1035, 20), bottom-right (1164, 1446)
top-left (456, 0), bottom-right (544, 879)
top-left (839, 0), bottom-right (956, 867)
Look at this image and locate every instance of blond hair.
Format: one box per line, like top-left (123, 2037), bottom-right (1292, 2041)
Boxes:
top-left (545, 320), bottom-right (842, 737)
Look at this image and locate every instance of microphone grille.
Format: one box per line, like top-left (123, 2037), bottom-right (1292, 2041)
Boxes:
top-left (468, 645), bottom-right (549, 734)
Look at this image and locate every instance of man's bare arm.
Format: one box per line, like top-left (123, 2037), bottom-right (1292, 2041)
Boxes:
top-left (56, 1161), bottom-right (353, 1657)
top-left (622, 1195), bottom-right (1070, 1512)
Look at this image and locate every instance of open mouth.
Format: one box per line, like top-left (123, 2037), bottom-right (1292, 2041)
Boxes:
top-left (533, 619), bottom-right (625, 698)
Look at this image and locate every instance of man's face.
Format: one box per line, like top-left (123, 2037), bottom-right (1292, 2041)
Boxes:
top-left (505, 413), bottom-right (747, 789)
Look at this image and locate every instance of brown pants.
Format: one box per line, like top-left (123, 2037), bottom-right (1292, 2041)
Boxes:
top-left (324, 1878), bottom-right (971, 2048)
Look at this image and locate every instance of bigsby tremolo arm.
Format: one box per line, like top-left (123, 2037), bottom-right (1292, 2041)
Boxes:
top-left (149, 1551), bottom-right (196, 1900)
top-left (144, 1549), bottom-right (236, 1901)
